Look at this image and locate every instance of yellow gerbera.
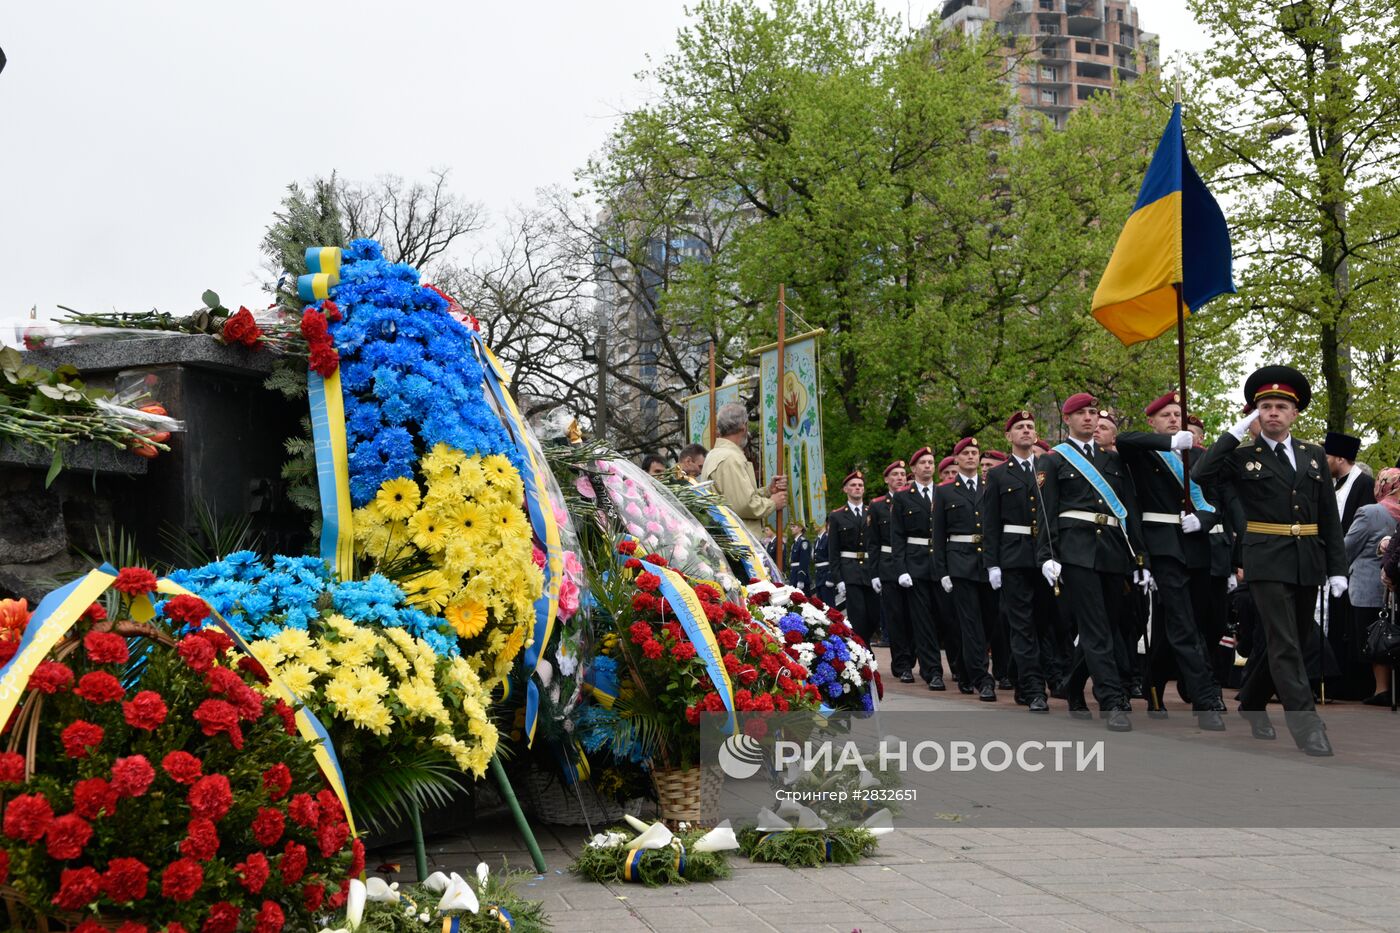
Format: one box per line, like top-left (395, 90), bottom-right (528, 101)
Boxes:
top-left (500, 623), bottom-right (527, 663)
top-left (375, 476), bottom-right (421, 521)
top-left (484, 500), bottom-right (530, 543)
top-left (409, 509), bottom-right (448, 553)
top-left (456, 458), bottom-right (487, 496)
top-left (421, 442), bottom-right (466, 481)
top-left (445, 598), bottom-right (490, 640)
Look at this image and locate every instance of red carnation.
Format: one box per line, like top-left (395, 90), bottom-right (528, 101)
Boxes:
top-left (81, 602), bottom-right (108, 624)
top-left (177, 635), bottom-right (215, 673)
top-left (623, 557), bottom-right (643, 571)
top-left (229, 683), bottom-right (265, 721)
top-left (636, 572), bottom-right (660, 592)
top-left (320, 300), bottom-right (342, 321)
top-left (308, 343), bottom-right (339, 378)
top-left (187, 774), bottom-right (233, 822)
top-left (83, 631), bottom-right (129, 665)
top-left (0, 848), bottom-right (8, 885)
top-left (316, 818), bottom-right (349, 858)
top-left (790, 591), bottom-right (808, 604)
top-left (115, 924), bottom-right (148, 933)
top-left (350, 837), bottom-right (366, 877)
top-left (51, 865), bottom-right (102, 910)
top-left (123, 690), bottom-right (169, 731)
top-left (261, 763), bottom-right (292, 800)
top-left (717, 629), bottom-right (739, 650)
top-left (102, 857), bottom-right (150, 902)
top-left (629, 591), bottom-right (654, 611)
top-left (826, 607), bottom-right (843, 623)
top-left (165, 925), bottom-right (191, 933)
top-left (221, 307), bottom-right (263, 348)
top-left (272, 699), bottom-right (298, 736)
top-left (685, 704), bottom-right (701, 725)
top-left (205, 666), bottom-right (242, 695)
top-left (180, 817), bottom-right (220, 862)
top-left (628, 621), bottom-right (654, 644)
top-left (279, 839), bottom-right (308, 886)
top-left (163, 594), bottom-right (211, 626)
top-left (303, 882), bottom-right (326, 912)
top-left (28, 660), bottom-right (75, 694)
top-left (645, 553), bottom-right (667, 567)
top-left (299, 307), bottom-right (328, 339)
top-left (316, 789), bottom-right (343, 825)
top-left (738, 666), bottom-right (759, 685)
top-left (201, 902), bottom-right (240, 933)
top-left (193, 699), bottom-right (244, 749)
top-left (238, 655), bottom-right (270, 683)
top-left (160, 857), bottom-right (204, 902)
top-left (671, 641), bottom-right (697, 661)
top-left (61, 720), bottom-right (104, 759)
top-left (73, 777), bottom-right (119, 819)
top-left (234, 851), bottom-right (270, 894)
top-left (111, 755), bottom-right (156, 798)
top-left (162, 751), bottom-right (203, 786)
top-left (287, 793), bottom-right (319, 828)
top-left (3, 793), bottom-right (53, 842)
top-left (253, 900), bottom-right (285, 933)
top-left (251, 807), bottom-right (284, 847)
top-left (617, 540), bottom-right (638, 555)
top-left (641, 639), bottom-right (664, 660)
top-left (199, 628), bottom-right (235, 655)
top-left (75, 670), bottom-right (126, 704)
top-left (45, 813), bottom-right (93, 860)
top-left (0, 751), bottom-right (23, 784)
top-left (694, 583), bottom-right (720, 602)
top-left (112, 567), bottom-right (158, 596)
top-left (722, 653), bottom-right (741, 675)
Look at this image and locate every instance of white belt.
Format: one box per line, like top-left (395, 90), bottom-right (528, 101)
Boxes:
top-left (1209, 525), bottom-right (1225, 535)
top-left (1061, 510), bottom-right (1119, 528)
top-left (880, 545), bottom-right (893, 553)
top-left (1142, 512), bottom-right (1179, 525)
top-left (905, 537), bottom-right (931, 545)
top-left (948, 534), bottom-right (982, 544)
top-left (1002, 524), bottom-right (1032, 535)
top-left (839, 551), bottom-right (867, 560)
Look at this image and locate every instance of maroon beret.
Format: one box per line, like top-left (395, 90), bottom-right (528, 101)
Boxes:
top-left (1004, 410), bottom-right (1035, 432)
top-left (1185, 414), bottom-right (1204, 429)
top-left (1097, 409), bottom-right (1119, 427)
top-left (1033, 439), bottom-right (1052, 452)
top-left (937, 455), bottom-right (956, 473)
top-left (909, 446), bottom-right (935, 467)
top-left (842, 469), bottom-right (864, 486)
top-left (1061, 392), bottom-right (1098, 416)
top-left (1143, 390), bottom-right (1182, 417)
top-left (883, 459), bottom-right (906, 478)
top-left (952, 437), bottom-right (978, 456)
top-left (983, 450), bottom-right (1008, 462)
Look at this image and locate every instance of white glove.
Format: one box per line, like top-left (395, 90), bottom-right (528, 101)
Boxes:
top-left (1170, 430), bottom-right (1195, 451)
top-left (897, 573), bottom-right (913, 589)
top-left (988, 567), bottom-right (1002, 591)
top-left (837, 581), bottom-right (847, 601)
top-left (1229, 409), bottom-right (1260, 441)
top-left (1328, 575), bottom-right (1348, 598)
top-left (1041, 560), bottom-right (1062, 587)
top-left (940, 576), bottom-right (953, 593)
top-left (1226, 574), bottom-right (1238, 593)
top-left (872, 577), bottom-right (882, 594)
top-left (1134, 568), bottom-right (1154, 593)
top-left (1180, 511), bottom-right (1202, 534)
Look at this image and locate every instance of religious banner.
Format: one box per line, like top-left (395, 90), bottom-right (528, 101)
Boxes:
top-left (682, 378), bottom-right (754, 447)
top-left (755, 330), bottom-right (827, 530)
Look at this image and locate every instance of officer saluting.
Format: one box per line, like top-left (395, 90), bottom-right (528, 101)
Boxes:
top-left (985, 411), bottom-right (1051, 712)
top-left (934, 438), bottom-right (998, 701)
top-left (1192, 366), bottom-right (1346, 756)
top-left (1038, 393), bottom-right (1149, 732)
top-left (891, 447), bottom-right (947, 690)
top-left (867, 461), bottom-right (915, 682)
top-left (827, 470), bottom-right (878, 643)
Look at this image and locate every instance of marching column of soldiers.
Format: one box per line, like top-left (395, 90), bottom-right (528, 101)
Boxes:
top-left (811, 365), bottom-right (1346, 755)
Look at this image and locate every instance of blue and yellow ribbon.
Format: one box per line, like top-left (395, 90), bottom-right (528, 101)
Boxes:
top-left (467, 328), bottom-right (563, 746)
top-left (636, 558), bottom-right (736, 734)
top-left (1154, 450), bottom-right (1215, 514)
top-left (298, 247), bottom-right (342, 302)
top-left (308, 368), bottom-right (355, 581)
top-left (686, 478), bottom-right (770, 582)
top-left (622, 840), bottom-right (686, 882)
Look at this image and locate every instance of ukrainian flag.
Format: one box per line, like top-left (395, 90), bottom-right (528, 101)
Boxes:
top-left (1091, 103), bottom-right (1235, 345)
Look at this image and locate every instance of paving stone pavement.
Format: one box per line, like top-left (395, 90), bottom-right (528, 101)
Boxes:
top-left (373, 655), bottom-right (1400, 932)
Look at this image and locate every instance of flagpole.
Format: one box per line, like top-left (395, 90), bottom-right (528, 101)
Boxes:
top-left (1174, 282), bottom-right (1194, 514)
top-left (708, 341), bottom-right (717, 447)
top-left (775, 284), bottom-right (787, 570)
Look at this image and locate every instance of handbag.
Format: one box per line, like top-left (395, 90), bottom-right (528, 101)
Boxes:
top-left (1364, 592), bottom-right (1400, 664)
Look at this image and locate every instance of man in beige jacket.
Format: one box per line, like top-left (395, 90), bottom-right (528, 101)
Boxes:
top-left (700, 402), bottom-right (787, 538)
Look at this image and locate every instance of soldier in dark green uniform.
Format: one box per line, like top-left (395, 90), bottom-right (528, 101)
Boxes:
top-left (1192, 366), bottom-right (1347, 756)
top-left (1116, 390), bottom-right (1227, 729)
top-left (867, 460), bottom-right (914, 681)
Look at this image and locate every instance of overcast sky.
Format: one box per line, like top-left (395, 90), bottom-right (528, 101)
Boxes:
top-left (0, 1), bottom-right (1208, 322)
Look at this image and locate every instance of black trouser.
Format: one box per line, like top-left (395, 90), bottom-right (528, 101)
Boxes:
top-left (843, 582), bottom-right (880, 645)
top-left (1061, 565), bottom-right (1130, 709)
top-left (1191, 573), bottom-right (1233, 688)
top-left (1002, 567), bottom-right (1050, 697)
top-left (1143, 557), bottom-right (1224, 710)
top-left (906, 577), bottom-right (944, 683)
top-left (989, 591), bottom-right (1011, 682)
top-left (1045, 578), bottom-right (1075, 686)
top-left (1239, 581), bottom-right (1323, 739)
top-left (951, 579), bottom-right (997, 690)
top-left (935, 586), bottom-right (962, 681)
top-left (881, 585), bottom-right (915, 677)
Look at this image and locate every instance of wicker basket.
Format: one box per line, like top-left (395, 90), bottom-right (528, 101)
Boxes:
top-left (522, 768), bottom-right (641, 826)
top-left (1, 620), bottom-right (168, 933)
top-left (651, 765), bottom-right (722, 828)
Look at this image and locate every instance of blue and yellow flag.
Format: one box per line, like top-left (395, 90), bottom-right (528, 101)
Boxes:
top-left (1091, 103), bottom-right (1234, 345)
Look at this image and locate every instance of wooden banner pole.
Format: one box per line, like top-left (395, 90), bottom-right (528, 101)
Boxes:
top-left (708, 341), bottom-right (717, 447)
top-left (775, 285), bottom-right (787, 569)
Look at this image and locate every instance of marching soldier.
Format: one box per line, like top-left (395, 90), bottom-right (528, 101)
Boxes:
top-left (828, 471), bottom-right (879, 643)
top-left (1038, 393), bottom-right (1149, 732)
top-left (1115, 391), bottom-right (1228, 729)
top-left (986, 411), bottom-right (1052, 712)
top-left (812, 523), bottom-right (836, 605)
top-left (891, 447), bottom-right (947, 690)
top-left (868, 460), bottom-right (915, 682)
top-left (1192, 366), bottom-right (1346, 756)
top-left (935, 438), bottom-right (998, 700)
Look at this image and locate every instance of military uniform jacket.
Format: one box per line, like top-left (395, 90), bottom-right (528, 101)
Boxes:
top-left (1191, 433), bottom-right (1346, 586)
top-left (864, 496), bottom-right (901, 582)
top-left (812, 530), bottom-right (834, 598)
top-left (1208, 482), bottom-right (1240, 578)
top-left (983, 458), bottom-right (1043, 571)
top-left (786, 535), bottom-right (813, 592)
top-left (932, 477), bottom-right (988, 581)
top-left (1035, 444), bottom-right (1148, 575)
top-left (827, 504), bottom-right (873, 587)
top-left (891, 484), bottom-right (939, 581)
top-left (1115, 431), bottom-right (1217, 569)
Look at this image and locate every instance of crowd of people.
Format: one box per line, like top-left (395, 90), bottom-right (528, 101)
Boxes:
top-left (641, 368), bottom-right (1398, 755)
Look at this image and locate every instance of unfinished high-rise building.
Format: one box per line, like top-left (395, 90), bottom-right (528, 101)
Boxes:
top-left (941, 0), bottom-right (1158, 129)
